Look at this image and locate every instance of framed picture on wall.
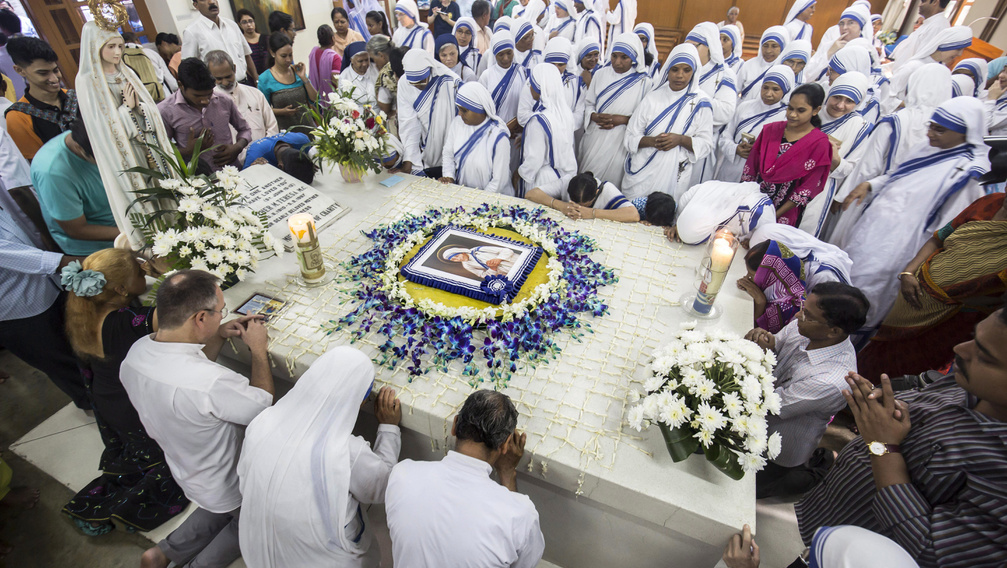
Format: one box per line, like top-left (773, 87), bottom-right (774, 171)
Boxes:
top-left (229, 0), bottom-right (306, 32)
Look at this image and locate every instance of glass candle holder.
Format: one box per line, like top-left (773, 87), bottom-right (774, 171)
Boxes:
top-left (288, 213), bottom-right (329, 286)
top-left (681, 228), bottom-right (740, 319)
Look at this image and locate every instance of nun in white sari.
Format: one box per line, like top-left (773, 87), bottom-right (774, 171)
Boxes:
top-left (573, 0), bottom-right (604, 49)
top-left (622, 44), bottom-right (713, 201)
top-left (778, 39), bottom-right (811, 85)
top-left (633, 23), bottom-right (660, 79)
top-left (813, 43), bottom-right (871, 90)
top-left (548, 0), bottom-right (577, 42)
top-left (397, 50), bottom-right (462, 175)
top-left (347, 0), bottom-right (382, 41)
top-left (518, 64), bottom-right (577, 198)
top-left (749, 223), bottom-right (853, 288)
top-left (783, 0), bottom-right (817, 43)
top-left (737, 26), bottom-right (790, 102)
top-left (952, 58), bottom-right (988, 99)
top-left (678, 21), bottom-right (737, 185)
top-left (514, 20), bottom-right (543, 73)
top-left (799, 72), bottom-right (873, 238)
top-left (516, 38), bottom-right (584, 130)
top-left (830, 63), bottom-right (952, 247)
top-left (674, 181), bottom-right (776, 245)
top-left (392, 0), bottom-right (435, 54)
top-left (76, 21), bottom-right (175, 249)
top-left (454, 18), bottom-right (483, 72)
top-left (805, 4), bottom-right (871, 84)
top-left (808, 526), bottom-right (920, 568)
top-left (844, 97), bottom-right (989, 330)
top-left (720, 25), bottom-right (744, 75)
top-left (887, 26), bottom-right (973, 113)
top-left (715, 65), bottom-right (793, 183)
top-left (237, 347), bottom-right (401, 568)
top-left (604, 0), bottom-right (637, 58)
top-left (479, 31), bottom-right (527, 126)
top-left (578, 32), bottom-right (651, 186)
top-left (441, 82), bottom-right (513, 195)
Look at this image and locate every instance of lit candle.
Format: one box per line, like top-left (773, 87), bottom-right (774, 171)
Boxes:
top-left (692, 228), bottom-right (738, 314)
top-left (288, 213), bottom-right (327, 283)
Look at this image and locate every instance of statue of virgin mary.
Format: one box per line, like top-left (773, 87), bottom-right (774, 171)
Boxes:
top-left (76, 13), bottom-right (176, 249)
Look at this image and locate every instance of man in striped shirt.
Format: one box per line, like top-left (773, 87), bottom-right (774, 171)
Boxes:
top-left (746, 282), bottom-right (866, 499)
top-left (796, 306), bottom-right (1007, 567)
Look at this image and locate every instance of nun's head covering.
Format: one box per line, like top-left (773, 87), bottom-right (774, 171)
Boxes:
top-left (930, 96), bottom-right (988, 149)
top-left (435, 34), bottom-right (460, 64)
top-left (658, 43), bottom-right (702, 93)
top-left (720, 24), bottom-right (743, 61)
top-left (553, 0), bottom-right (573, 17)
top-left (494, 16), bottom-right (514, 33)
top-left (829, 44), bottom-right (872, 78)
top-left (987, 56), bottom-right (1007, 83)
top-left (906, 62), bottom-right (952, 109)
top-left (544, 37), bottom-right (573, 67)
top-left (634, 22), bottom-right (659, 63)
top-left (763, 64), bottom-right (796, 94)
top-left (953, 58), bottom-right (988, 96)
top-left (780, 39), bottom-right (812, 64)
top-left (340, 41), bottom-right (367, 73)
top-left (810, 526), bottom-right (919, 568)
top-left (838, 4), bottom-right (871, 39)
top-left (455, 81), bottom-right (504, 127)
top-left (514, 19), bottom-right (536, 44)
top-left (524, 0), bottom-right (548, 28)
top-left (685, 21), bottom-right (725, 67)
top-left (394, 0), bottom-right (420, 23)
top-left (758, 26), bottom-right (790, 61)
top-left (871, 13), bottom-right (883, 24)
top-left (827, 71), bottom-right (870, 105)
top-left (610, 31), bottom-right (648, 74)
top-left (785, 0), bottom-right (816, 24)
top-left (951, 75), bottom-right (974, 97)
top-left (846, 37), bottom-right (881, 73)
top-left (531, 63), bottom-right (574, 133)
top-left (912, 25), bottom-right (973, 63)
top-left (453, 16), bottom-right (477, 36)
top-left (489, 29), bottom-right (516, 66)
top-left (403, 48), bottom-right (452, 83)
top-left (574, 36), bottom-right (601, 73)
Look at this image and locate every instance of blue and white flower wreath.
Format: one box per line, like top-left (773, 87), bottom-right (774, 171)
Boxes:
top-left (324, 203), bottom-right (618, 388)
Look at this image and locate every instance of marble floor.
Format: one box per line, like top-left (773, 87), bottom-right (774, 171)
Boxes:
top-left (1, 347), bottom-right (841, 567)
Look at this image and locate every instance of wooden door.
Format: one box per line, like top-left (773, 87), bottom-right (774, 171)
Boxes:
top-left (21, 0), bottom-right (159, 89)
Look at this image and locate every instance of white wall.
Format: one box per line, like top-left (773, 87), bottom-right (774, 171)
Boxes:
top-left (966, 0), bottom-right (1007, 53)
top-left (150, 0), bottom-right (338, 67)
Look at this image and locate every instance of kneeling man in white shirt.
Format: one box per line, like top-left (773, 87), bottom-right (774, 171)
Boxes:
top-left (120, 270), bottom-right (274, 568)
top-left (385, 389), bottom-right (545, 568)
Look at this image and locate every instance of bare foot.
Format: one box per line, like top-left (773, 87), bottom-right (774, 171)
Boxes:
top-left (140, 545), bottom-right (170, 568)
top-left (0, 486), bottom-right (39, 510)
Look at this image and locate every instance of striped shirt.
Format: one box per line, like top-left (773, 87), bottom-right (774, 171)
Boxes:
top-left (768, 320), bottom-right (856, 467)
top-left (0, 204), bottom-right (62, 321)
top-left (796, 376), bottom-right (1007, 567)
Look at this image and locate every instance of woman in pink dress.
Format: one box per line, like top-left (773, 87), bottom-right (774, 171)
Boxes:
top-left (742, 82), bottom-right (832, 227)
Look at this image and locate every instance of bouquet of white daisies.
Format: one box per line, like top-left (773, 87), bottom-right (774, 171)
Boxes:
top-left (627, 324), bottom-right (783, 479)
top-left (304, 90), bottom-right (390, 177)
top-left (128, 141), bottom-right (283, 285)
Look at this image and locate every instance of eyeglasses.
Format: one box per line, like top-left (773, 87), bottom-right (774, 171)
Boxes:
top-left (203, 305), bottom-right (228, 318)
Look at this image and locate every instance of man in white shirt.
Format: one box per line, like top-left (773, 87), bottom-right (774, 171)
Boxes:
top-left (205, 49), bottom-right (277, 163)
top-left (890, 0), bottom-right (950, 66)
top-left (122, 270), bottom-right (274, 568)
top-left (745, 282), bottom-right (868, 499)
top-left (182, 0), bottom-right (258, 85)
top-left (385, 390), bottom-right (545, 568)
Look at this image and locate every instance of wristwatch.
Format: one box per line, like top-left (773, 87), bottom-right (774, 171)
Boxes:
top-left (867, 441), bottom-right (901, 456)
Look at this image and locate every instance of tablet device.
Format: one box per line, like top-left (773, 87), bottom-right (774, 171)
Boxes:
top-left (235, 293), bottom-right (286, 321)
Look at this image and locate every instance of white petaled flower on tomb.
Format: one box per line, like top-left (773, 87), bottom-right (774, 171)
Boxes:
top-left (627, 324), bottom-right (783, 479)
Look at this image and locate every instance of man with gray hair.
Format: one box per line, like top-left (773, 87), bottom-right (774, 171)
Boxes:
top-left (205, 49), bottom-right (277, 163)
top-left (385, 389), bottom-right (544, 568)
top-left (120, 270), bottom-right (273, 568)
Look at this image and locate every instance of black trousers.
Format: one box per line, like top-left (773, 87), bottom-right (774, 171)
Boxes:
top-left (423, 166), bottom-right (443, 179)
top-left (0, 292), bottom-right (88, 409)
top-left (756, 447), bottom-right (833, 499)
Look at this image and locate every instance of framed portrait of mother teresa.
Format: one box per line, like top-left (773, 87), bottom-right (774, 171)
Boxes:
top-left (229, 0), bottom-right (305, 32)
top-left (400, 226), bottom-right (542, 304)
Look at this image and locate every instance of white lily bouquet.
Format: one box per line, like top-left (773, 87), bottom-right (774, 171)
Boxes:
top-left (304, 90), bottom-right (390, 182)
top-left (628, 324), bottom-right (783, 479)
top-left (128, 143), bottom-right (283, 285)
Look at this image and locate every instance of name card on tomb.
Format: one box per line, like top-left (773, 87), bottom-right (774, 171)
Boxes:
top-left (238, 164), bottom-right (350, 247)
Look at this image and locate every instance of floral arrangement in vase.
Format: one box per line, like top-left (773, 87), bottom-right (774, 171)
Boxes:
top-left (304, 90), bottom-right (390, 183)
top-left (627, 324), bottom-right (783, 479)
top-left (127, 142), bottom-right (283, 285)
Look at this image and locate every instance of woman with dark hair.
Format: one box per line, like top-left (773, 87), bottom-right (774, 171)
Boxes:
top-left (309, 25), bottom-right (342, 101)
top-left (237, 9), bottom-right (270, 75)
top-left (737, 239), bottom-right (807, 333)
top-left (366, 10), bottom-right (391, 38)
top-left (527, 171), bottom-right (639, 222)
top-left (258, 33), bottom-right (317, 131)
top-left (345, 0), bottom-right (382, 41)
top-left (331, 7), bottom-right (365, 57)
top-left (741, 82), bottom-right (832, 227)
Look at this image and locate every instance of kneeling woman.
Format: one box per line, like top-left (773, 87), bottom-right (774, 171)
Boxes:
top-left (742, 82), bottom-right (832, 227)
top-left (62, 250), bottom-right (188, 534)
top-left (440, 82), bottom-right (513, 195)
top-left (621, 43), bottom-right (713, 201)
top-left (737, 239), bottom-right (807, 333)
top-left (516, 64), bottom-right (577, 198)
top-left (527, 171), bottom-right (639, 222)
